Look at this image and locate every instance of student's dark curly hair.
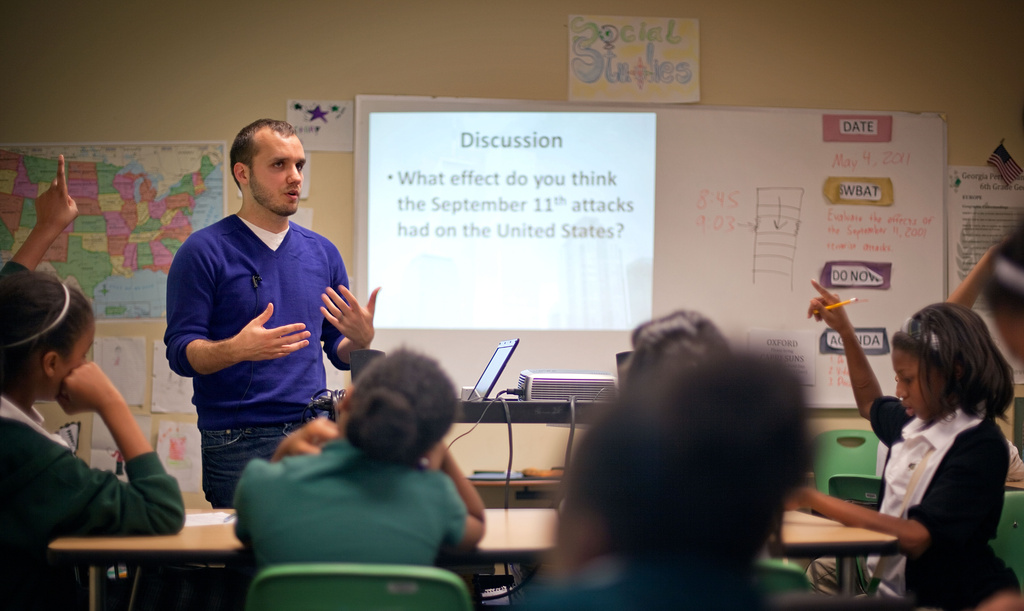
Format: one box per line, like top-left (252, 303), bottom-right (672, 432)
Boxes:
top-left (229, 119), bottom-right (297, 190)
top-left (892, 302), bottom-right (1012, 420)
top-left (345, 349), bottom-right (458, 466)
top-left (562, 353), bottom-right (810, 567)
top-left (621, 310), bottom-right (730, 392)
top-left (0, 271), bottom-right (92, 392)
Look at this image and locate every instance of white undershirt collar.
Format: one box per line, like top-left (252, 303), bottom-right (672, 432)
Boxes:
top-left (238, 216), bottom-right (289, 251)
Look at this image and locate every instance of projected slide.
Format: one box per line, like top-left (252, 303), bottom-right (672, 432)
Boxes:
top-left (367, 111), bottom-right (656, 330)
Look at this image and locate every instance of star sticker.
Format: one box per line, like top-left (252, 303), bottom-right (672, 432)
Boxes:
top-left (307, 105), bottom-right (330, 123)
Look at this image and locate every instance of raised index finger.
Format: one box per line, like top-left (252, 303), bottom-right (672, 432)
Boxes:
top-left (810, 278), bottom-right (836, 301)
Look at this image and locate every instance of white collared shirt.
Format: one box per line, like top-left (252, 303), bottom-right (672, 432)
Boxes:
top-left (869, 408), bottom-right (983, 596)
top-left (0, 394), bottom-right (74, 450)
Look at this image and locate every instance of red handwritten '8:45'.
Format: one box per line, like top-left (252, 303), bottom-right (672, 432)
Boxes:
top-left (696, 189), bottom-right (740, 210)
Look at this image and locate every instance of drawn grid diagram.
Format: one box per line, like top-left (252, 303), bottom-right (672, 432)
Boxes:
top-left (752, 187), bottom-right (804, 290)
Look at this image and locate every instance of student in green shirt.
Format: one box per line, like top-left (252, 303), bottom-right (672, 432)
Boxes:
top-left (0, 157), bottom-right (184, 609)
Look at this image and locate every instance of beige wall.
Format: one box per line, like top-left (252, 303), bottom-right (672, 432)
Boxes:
top-left (4, 0), bottom-right (1023, 508)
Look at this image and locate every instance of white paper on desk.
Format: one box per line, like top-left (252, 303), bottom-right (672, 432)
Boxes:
top-left (91, 414), bottom-right (151, 482)
top-left (156, 420), bottom-right (202, 493)
top-left (151, 342), bottom-right (194, 414)
top-left (93, 337), bottom-right (146, 405)
top-left (186, 512), bottom-right (234, 527)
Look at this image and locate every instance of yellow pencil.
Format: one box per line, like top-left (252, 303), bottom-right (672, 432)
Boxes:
top-left (824, 297), bottom-right (863, 310)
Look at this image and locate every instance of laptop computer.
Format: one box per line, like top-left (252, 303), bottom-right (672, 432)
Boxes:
top-left (466, 338), bottom-right (519, 401)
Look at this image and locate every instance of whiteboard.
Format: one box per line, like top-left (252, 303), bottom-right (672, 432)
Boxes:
top-left (354, 96), bottom-right (946, 408)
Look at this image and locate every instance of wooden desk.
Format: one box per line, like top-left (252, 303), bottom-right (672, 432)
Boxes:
top-left (779, 510), bottom-right (899, 594)
top-left (50, 508), bottom-right (894, 608)
top-left (49, 508), bottom-right (557, 610)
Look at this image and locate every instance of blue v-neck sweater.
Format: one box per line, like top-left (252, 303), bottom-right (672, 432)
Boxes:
top-left (165, 215), bottom-right (349, 430)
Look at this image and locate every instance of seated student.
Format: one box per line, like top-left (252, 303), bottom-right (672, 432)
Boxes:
top-left (619, 309), bottom-right (731, 383)
top-left (526, 353), bottom-right (810, 611)
top-left (233, 349), bottom-right (485, 568)
top-left (0, 272), bottom-right (185, 610)
top-left (791, 283), bottom-right (1019, 610)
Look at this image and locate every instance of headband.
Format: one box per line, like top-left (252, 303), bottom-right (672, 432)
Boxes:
top-left (994, 255), bottom-right (1024, 297)
top-left (900, 315), bottom-right (940, 351)
top-left (5, 283), bottom-right (71, 348)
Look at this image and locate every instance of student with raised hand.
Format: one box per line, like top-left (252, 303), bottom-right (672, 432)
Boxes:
top-left (789, 280), bottom-right (1019, 610)
top-left (233, 349), bottom-right (485, 568)
top-left (0, 271), bottom-right (185, 610)
top-left (528, 353), bottom-right (810, 611)
top-left (945, 239), bottom-right (1024, 480)
top-left (2, 153), bottom-right (79, 276)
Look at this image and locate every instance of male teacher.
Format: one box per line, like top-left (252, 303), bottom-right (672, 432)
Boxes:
top-left (165, 118), bottom-right (379, 508)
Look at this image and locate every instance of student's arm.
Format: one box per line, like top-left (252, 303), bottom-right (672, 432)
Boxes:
top-left (948, 241), bottom-right (1001, 308)
top-left (321, 285), bottom-right (380, 364)
top-left (55, 362), bottom-right (184, 533)
top-left (9, 154), bottom-right (78, 271)
top-left (788, 487), bottom-right (932, 559)
top-left (434, 446), bottom-right (486, 549)
top-left (184, 303), bottom-right (312, 375)
top-left (808, 280), bottom-right (883, 419)
top-left (58, 362), bottom-right (151, 460)
top-left (270, 417), bottom-right (341, 461)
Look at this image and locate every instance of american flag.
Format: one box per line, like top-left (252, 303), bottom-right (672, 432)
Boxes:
top-left (988, 143), bottom-right (1023, 185)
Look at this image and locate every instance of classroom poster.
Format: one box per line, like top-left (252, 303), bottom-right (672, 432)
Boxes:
top-left (156, 420), bottom-right (202, 493)
top-left (151, 342), bottom-right (193, 414)
top-left (947, 165), bottom-right (1024, 381)
top-left (747, 329), bottom-right (817, 385)
top-left (91, 414), bottom-right (151, 482)
top-left (568, 15), bottom-right (699, 103)
top-left (287, 99), bottom-right (353, 152)
top-left (93, 337), bottom-right (146, 406)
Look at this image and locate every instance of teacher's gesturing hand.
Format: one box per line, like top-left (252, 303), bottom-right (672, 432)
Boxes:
top-left (321, 284), bottom-right (380, 352)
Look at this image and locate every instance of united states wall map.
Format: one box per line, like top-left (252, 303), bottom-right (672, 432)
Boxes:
top-left (0, 143), bottom-right (225, 319)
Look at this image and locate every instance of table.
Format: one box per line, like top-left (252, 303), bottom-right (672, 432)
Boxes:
top-left (50, 508), bottom-right (895, 609)
top-left (48, 508), bottom-right (557, 610)
top-left (779, 510), bottom-right (899, 594)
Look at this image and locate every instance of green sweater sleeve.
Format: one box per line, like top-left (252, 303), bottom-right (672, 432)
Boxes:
top-left (0, 420), bottom-right (185, 562)
top-left (0, 260), bottom-right (28, 279)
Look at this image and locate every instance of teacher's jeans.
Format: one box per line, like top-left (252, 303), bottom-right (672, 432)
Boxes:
top-left (200, 423), bottom-right (301, 509)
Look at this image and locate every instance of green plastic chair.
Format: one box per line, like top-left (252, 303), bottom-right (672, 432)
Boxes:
top-left (991, 491), bottom-right (1024, 589)
top-left (754, 559), bottom-right (812, 595)
top-left (244, 563), bottom-right (474, 611)
top-left (828, 474), bottom-right (883, 509)
top-left (813, 430), bottom-right (880, 494)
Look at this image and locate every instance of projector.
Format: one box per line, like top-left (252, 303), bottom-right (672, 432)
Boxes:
top-left (517, 369), bottom-right (617, 401)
